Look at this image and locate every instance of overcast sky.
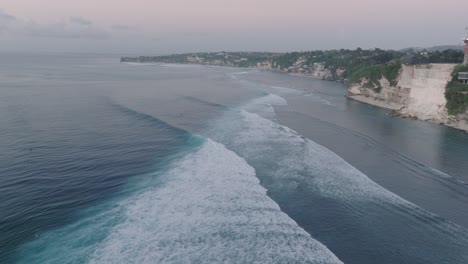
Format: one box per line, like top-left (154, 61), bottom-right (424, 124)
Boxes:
top-left (1, 0), bottom-right (467, 54)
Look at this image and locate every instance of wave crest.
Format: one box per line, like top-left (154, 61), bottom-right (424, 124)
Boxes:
top-left (89, 139), bottom-right (342, 264)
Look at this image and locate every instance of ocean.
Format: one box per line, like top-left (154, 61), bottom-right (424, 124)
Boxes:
top-left (1, 53), bottom-right (467, 263)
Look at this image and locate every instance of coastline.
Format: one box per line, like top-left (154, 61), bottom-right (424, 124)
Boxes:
top-left (346, 94), bottom-right (403, 111)
top-left (347, 93), bottom-right (468, 133)
top-left (125, 60), bottom-right (468, 133)
top-left (290, 69), bottom-right (468, 133)
top-left (288, 72), bottom-right (334, 81)
top-left (122, 61), bottom-right (338, 82)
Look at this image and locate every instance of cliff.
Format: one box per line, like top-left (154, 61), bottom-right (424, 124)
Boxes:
top-left (122, 50), bottom-right (468, 131)
top-left (348, 64), bottom-right (468, 132)
top-left (122, 49), bottom-right (465, 84)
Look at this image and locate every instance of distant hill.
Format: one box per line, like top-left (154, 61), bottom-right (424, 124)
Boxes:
top-left (400, 45), bottom-right (464, 53)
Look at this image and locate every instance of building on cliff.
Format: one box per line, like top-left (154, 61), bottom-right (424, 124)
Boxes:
top-left (458, 72), bottom-right (468, 84)
top-left (464, 35), bottom-right (468, 65)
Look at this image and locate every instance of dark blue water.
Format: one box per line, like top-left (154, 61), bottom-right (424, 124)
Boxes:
top-left (0, 57), bottom-right (194, 262)
top-left (1, 54), bottom-right (468, 263)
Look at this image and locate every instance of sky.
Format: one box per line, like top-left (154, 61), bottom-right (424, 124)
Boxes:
top-left (1, 0), bottom-right (467, 54)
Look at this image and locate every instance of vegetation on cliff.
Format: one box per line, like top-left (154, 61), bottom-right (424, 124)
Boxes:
top-left (445, 64), bottom-right (468, 115)
top-left (408, 50), bottom-right (464, 65)
top-left (273, 49), bottom-right (397, 69)
top-left (121, 48), bottom-right (458, 95)
top-left (121, 52), bottom-right (281, 68)
top-left (347, 62), bottom-right (402, 92)
top-left (272, 49), bottom-right (400, 78)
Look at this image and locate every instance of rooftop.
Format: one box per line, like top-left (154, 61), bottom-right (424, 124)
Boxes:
top-left (458, 72), bottom-right (468, 80)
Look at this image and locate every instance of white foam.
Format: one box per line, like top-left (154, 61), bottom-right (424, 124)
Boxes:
top-left (159, 63), bottom-right (203, 68)
top-left (89, 139), bottom-right (342, 264)
top-left (268, 85), bottom-right (303, 95)
top-left (247, 93), bottom-right (287, 107)
top-left (231, 71), bottom-right (250, 75)
top-left (241, 93), bottom-right (287, 121)
top-left (263, 85), bottom-right (336, 108)
top-left (122, 62), bottom-right (152, 66)
top-left (302, 92), bottom-right (336, 106)
top-left (319, 98), bottom-right (336, 107)
top-left (205, 107), bottom-right (468, 258)
top-left (123, 62), bottom-right (202, 68)
top-left (229, 70), bottom-right (252, 80)
top-left (237, 110), bottom-right (398, 201)
top-left (207, 95), bottom-right (412, 203)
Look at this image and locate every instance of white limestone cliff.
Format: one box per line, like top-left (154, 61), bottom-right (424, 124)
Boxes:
top-left (348, 64), bottom-right (468, 132)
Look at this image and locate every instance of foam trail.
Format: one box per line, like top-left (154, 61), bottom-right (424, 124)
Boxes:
top-left (159, 63), bottom-right (203, 68)
top-left (90, 139), bottom-right (342, 264)
top-left (231, 71), bottom-right (250, 75)
top-left (207, 94), bottom-right (468, 237)
top-left (228, 70), bottom-right (253, 80)
top-left (242, 93), bottom-right (287, 121)
top-left (236, 110), bottom-right (402, 202)
top-left (227, 72), bottom-right (335, 108)
top-left (268, 85), bottom-right (304, 95)
top-left (122, 62), bottom-right (203, 69)
top-left (201, 93), bottom-right (468, 263)
top-left (213, 95), bottom-right (427, 203)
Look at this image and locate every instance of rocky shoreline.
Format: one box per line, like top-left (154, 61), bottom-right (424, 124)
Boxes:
top-left (124, 59), bottom-right (468, 133)
top-left (347, 94), bottom-right (468, 133)
top-left (347, 94), bottom-right (403, 111)
top-left (346, 63), bottom-right (468, 133)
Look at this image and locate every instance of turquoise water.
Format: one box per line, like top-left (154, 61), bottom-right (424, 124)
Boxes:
top-left (1, 54), bottom-right (468, 263)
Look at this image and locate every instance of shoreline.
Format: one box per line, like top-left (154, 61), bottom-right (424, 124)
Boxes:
top-left (124, 61), bottom-right (468, 133)
top-left (122, 61), bottom-right (340, 82)
top-left (346, 94), bottom-right (403, 111)
top-left (347, 94), bottom-right (468, 133)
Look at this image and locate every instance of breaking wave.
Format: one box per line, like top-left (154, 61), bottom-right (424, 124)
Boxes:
top-left (17, 90), bottom-right (468, 264)
top-left (89, 139), bottom-right (342, 264)
top-left (17, 102), bottom-right (342, 263)
top-left (205, 92), bottom-right (468, 263)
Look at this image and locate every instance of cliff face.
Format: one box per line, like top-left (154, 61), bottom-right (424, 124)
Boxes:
top-left (398, 64), bottom-right (453, 120)
top-left (348, 63), bottom-right (468, 131)
top-left (348, 77), bottom-right (410, 110)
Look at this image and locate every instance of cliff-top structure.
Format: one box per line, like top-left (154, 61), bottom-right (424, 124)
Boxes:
top-left (464, 35), bottom-right (468, 65)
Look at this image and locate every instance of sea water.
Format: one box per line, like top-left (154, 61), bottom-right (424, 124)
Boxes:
top-left (1, 53), bottom-right (468, 264)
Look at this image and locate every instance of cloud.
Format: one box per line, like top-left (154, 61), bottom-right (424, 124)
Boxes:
top-left (0, 9), bottom-right (15, 20)
top-left (0, 9), bottom-right (16, 31)
top-left (69, 16), bottom-right (92, 25)
top-left (23, 20), bottom-right (108, 39)
top-left (0, 11), bottom-right (108, 39)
